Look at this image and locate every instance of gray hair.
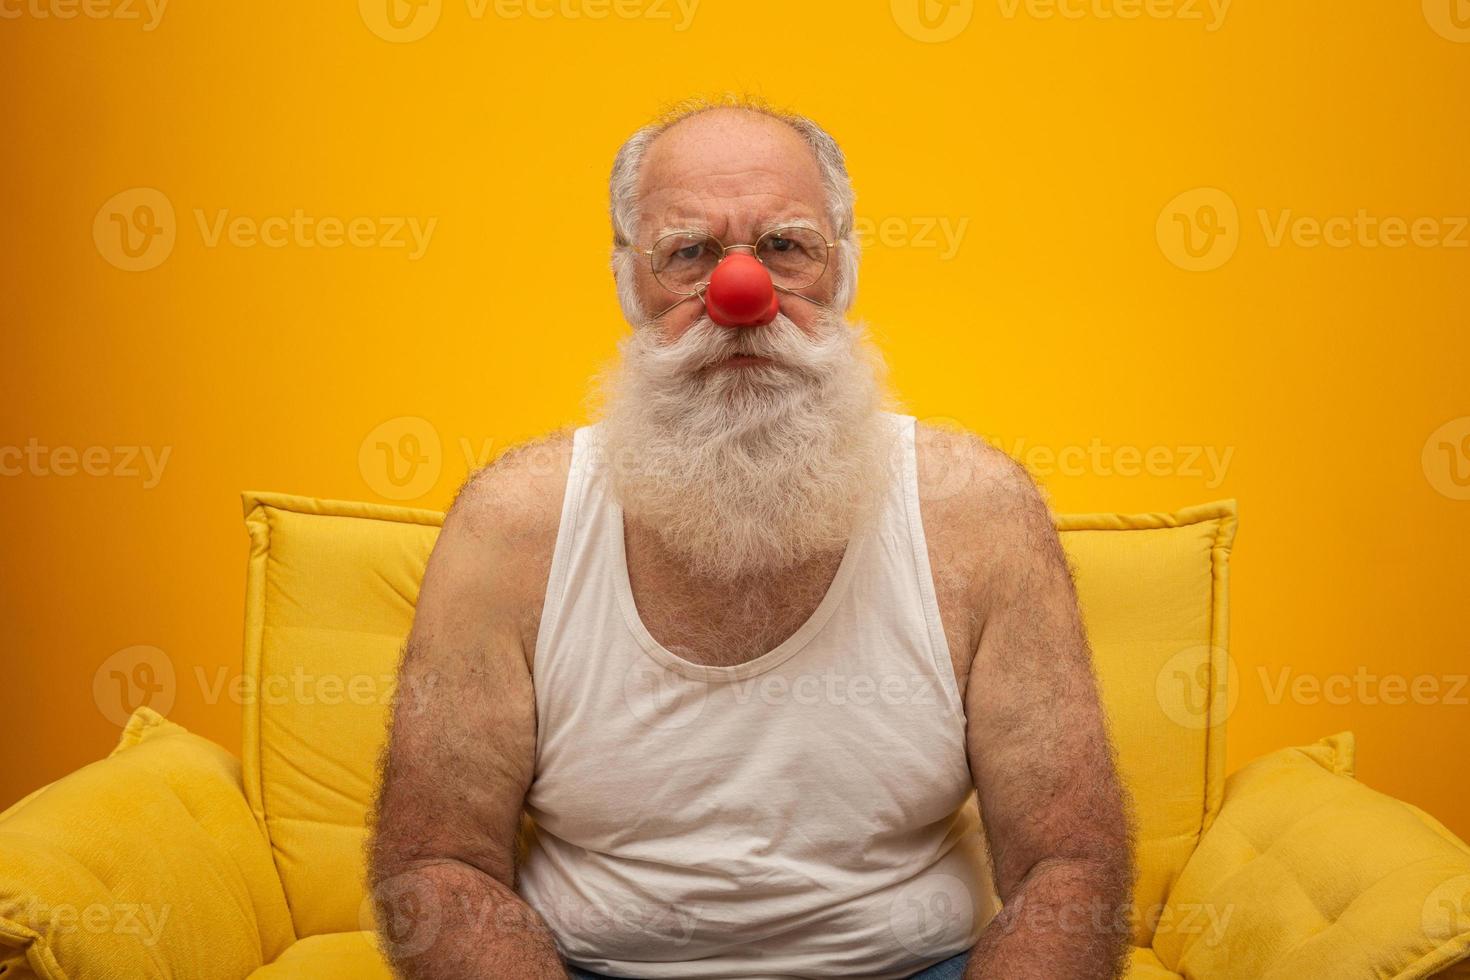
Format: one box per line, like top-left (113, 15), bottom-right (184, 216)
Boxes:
top-left (608, 96), bottom-right (860, 322)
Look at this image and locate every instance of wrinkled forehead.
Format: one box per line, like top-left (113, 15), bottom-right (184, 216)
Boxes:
top-left (637, 110), bottom-right (830, 241)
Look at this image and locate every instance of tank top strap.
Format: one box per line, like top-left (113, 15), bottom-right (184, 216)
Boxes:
top-left (532, 423), bottom-right (596, 671)
top-left (894, 412), bottom-right (964, 714)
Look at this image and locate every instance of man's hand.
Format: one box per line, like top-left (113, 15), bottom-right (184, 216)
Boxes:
top-left (368, 438), bottom-right (572, 979)
top-left (954, 445), bottom-right (1136, 979)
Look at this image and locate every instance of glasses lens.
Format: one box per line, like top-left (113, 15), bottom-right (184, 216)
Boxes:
top-left (756, 227), bottom-right (829, 289)
top-left (651, 232), bottom-right (721, 293)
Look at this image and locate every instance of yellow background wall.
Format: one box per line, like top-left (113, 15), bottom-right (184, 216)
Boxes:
top-left (3, 1), bottom-right (1467, 838)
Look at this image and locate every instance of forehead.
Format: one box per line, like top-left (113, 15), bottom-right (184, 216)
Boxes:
top-left (637, 109), bottom-right (828, 236)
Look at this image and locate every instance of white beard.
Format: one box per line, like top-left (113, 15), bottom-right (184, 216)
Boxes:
top-left (591, 307), bottom-right (900, 582)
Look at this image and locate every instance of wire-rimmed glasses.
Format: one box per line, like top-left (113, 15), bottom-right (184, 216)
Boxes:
top-left (640, 226), bottom-right (835, 296)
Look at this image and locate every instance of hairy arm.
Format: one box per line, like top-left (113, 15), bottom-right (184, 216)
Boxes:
top-left (368, 445), bottom-right (570, 979)
top-left (960, 453), bottom-right (1136, 979)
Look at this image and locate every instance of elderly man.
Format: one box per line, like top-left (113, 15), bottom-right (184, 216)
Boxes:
top-left (369, 98), bottom-right (1134, 980)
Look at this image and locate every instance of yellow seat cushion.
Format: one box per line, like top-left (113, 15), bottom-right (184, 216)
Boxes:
top-left (1127, 945), bottom-right (1184, 978)
top-left (0, 707), bottom-right (295, 979)
top-left (1057, 503), bottom-right (1237, 943)
top-left (241, 934), bottom-right (1176, 980)
top-left (241, 494), bottom-right (440, 938)
top-left (1154, 733), bottom-right (1470, 979)
top-left (247, 931), bottom-right (391, 979)
top-left (240, 491), bottom-right (1236, 946)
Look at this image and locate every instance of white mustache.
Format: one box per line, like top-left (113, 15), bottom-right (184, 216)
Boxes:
top-left (644, 313), bottom-right (835, 378)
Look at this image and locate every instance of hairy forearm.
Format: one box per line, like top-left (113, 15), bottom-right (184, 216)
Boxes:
top-left (371, 856), bottom-right (567, 980)
top-left (965, 855), bottom-right (1132, 980)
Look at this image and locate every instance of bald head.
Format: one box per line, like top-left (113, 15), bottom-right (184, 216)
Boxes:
top-left (638, 109), bottom-right (830, 248)
top-left (609, 99), bottom-right (859, 327)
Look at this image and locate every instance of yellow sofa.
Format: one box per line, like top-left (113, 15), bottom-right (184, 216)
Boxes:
top-left (3, 491), bottom-right (1468, 979)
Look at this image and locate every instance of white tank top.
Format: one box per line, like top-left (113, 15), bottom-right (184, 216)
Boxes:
top-left (518, 411), bottom-right (999, 979)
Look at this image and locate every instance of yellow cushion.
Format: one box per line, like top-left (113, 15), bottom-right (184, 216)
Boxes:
top-left (240, 491), bottom-right (1236, 944)
top-left (241, 493), bottom-right (440, 938)
top-left (247, 931), bottom-right (390, 979)
top-left (1057, 502), bottom-right (1237, 943)
top-left (1127, 945), bottom-right (1183, 978)
top-left (240, 934), bottom-right (1177, 980)
top-left (1154, 732), bottom-right (1470, 979)
top-left (0, 707), bottom-right (294, 979)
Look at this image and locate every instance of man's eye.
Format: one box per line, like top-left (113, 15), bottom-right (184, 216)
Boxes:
top-left (767, 237), bottom-right (794, 252)
top-left (673, 244), bottom-right (704, 261)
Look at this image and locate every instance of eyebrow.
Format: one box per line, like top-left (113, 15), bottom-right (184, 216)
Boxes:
top-left (652, 224), bottom-right (710, 240)
top-left (651, 216), bottom-right (824, 241)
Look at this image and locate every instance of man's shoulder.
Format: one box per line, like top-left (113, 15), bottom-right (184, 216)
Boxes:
top-left (426, 427), bottom-right (579, 656)
top-left (912, 420), bottom-right (1064, 613)
top-left (912, 419), bottom-right (1050, 528)
top-left (435, 426), bottom-right (579, 597)
top-left (448, 426), bottom-right (578, 547)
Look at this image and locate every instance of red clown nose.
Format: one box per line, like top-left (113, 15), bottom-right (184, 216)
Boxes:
top-left (704, 254), bottom-right (779, 328)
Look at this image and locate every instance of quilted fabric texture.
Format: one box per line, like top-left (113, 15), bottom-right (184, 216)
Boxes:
top-left (239, 491), bottom-right (1237, 946)
top-left (241, 494), bottom-right (440, 939)
top-left (1057, 505), bottom-right (1236, 944)
top-left (0, 707), bottom-right (295, 979)
top-left (1154, 733), bottom-right (1470, 978)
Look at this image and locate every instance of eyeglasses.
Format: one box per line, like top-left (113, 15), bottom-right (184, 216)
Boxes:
top-left (637, 226), bottom-right (835, 296)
